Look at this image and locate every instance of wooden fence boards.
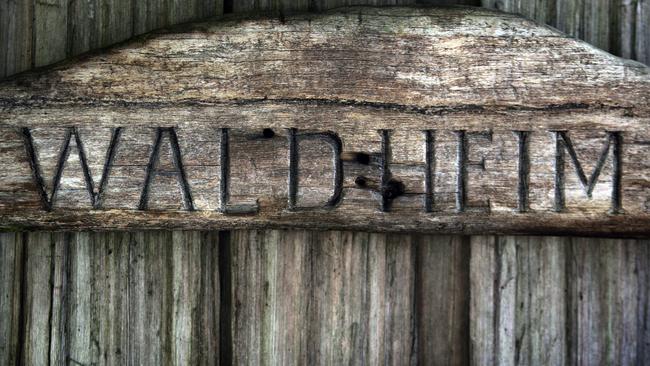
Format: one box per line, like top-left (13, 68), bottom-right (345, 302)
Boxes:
top-left (0, 0), bottom-right (33, 77)
top-left (33, 0), bottom-right (68, 68)
top-left (2, 231), bottom-right (647, 364)
top-left (0, 233), bottom-right (22, 366)
top-left (567, 238), bottom-right (650, 365)
top-left (415, 235), bottom-right (470, 365)
top-left (470, 236), bottom-right (650, 366)
top-left (482, 0), bottom-right (650, 65)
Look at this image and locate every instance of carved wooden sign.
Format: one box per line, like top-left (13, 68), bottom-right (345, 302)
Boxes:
top-left (1, 7), bottom-right (649, 235)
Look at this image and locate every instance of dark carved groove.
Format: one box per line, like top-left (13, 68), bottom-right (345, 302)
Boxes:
top-left (554, 131), bottom-right (622, 213)
top-left (454, 130), bottom-right (492, 213)
top-left (220, 128), bottom-right (259, 214)
top-left (139, 128), bottom-right (195, 211)
top-left (424, 130), bottom-right (435, 213)
top-left (514, 131), bottom-right (530, 213)
top-left (288, 129), bottom-right (343, 210)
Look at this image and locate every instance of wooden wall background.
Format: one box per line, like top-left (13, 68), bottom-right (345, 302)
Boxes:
top-left (0, 0), bottom-right (649, 79)
top-left (1, 0), bottom-right (649, 365)
top-left (1, 232), bottom-right (649, 364)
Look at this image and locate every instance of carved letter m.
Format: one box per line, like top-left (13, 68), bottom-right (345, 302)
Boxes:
top-left (553, 131), bottom-right (622, 213)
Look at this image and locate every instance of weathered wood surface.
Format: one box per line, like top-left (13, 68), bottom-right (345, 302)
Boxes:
top-left (1, 231), bottom-right (648, 364)
top-left (1, 0), bottom-right (649, 80)
top-left (470, 235), bottom-right (650, 365)
top-left (0, 7), bottom-right (649, 235)
top-left (483, 0), bottom-right (650, 65)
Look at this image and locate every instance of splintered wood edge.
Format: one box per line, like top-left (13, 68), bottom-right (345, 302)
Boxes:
top-left (0, 7), bottom-right (649, 235)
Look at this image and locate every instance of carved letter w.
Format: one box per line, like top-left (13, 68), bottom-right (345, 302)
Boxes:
top-left (22, 127), bottom-right (122, 211)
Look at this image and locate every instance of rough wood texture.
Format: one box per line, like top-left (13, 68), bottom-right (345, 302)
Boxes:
top-left (481, 0), bottom-right (650, 65)
top-left (470, 235), bottom-right (650, 365)
top-left (1, 0), bottom-right (648, 80)
top-left (1, 231), bottom-right (647, 364)
top-left (0, 7), bottom-right (649, 235)
top-left (0, 0), bottom-right (224, 80)
top-left (0, 231), bottom-right (222, 365)
top-left (0, 233), bottom-right (22, 365)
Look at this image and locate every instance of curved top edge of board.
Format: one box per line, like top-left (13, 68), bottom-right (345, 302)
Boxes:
top-left (0, 6), bottom-right (648, 115)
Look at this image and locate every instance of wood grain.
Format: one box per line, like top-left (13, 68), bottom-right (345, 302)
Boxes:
top-left (482, 0), bottom-right (650, 65)
top-left (0, 7), bottom-right (648, 234)
top-left (415, 235), bottom-right (470, 365)
top-left (470, 235), bottom-right (650, 365)
top-left (0, 0), bottom-right (33, 77)
top-left (1, 231), bottom-right (648, 364)
top-left (0, 233), bottom-right (23, 366)
top-left (2, 0), bottom-right (649, 80)
top-left (225, 230), bottom-right (467, 365)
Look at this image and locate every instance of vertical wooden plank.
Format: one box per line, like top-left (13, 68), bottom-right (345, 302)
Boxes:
top-left (170, 0), bottom-right (222, 24)
top-left (638, 239), bottom-right (650, 364)
top-left (0, 233), bottom-right (23, 365)
top-left (229, 229), bottom-right (311, 365)
top-left (470, 236), bottom-right (568, 365)
top-left (0, 0), bottom-right (33, 78)
top-left (133, 0), bottom-right (170, 35)
top-left (67, 0), bottom-right (100, 56)
top-left (514, 236), bottom-right (567, 366)
top-left (99, 0), bottom-right (134, 49)
top-left (494, 237), bottom-right (517, 366)
top-left (95, 232), bottom-right (130, 366)
top-left (47, 233), bottom-right (66, 365)
top-left (66, 233), bottom-right (97, 365)
top-left (170, 231), bottom-right (220, 365)
top-left (307, 231), bottom-right (371, 365)
top-left (469, 235), bottom-right (496, 365)
top-left (48, 232), bottom-right (131, 365)
top-left (367, 233), bottom-right (416, 365)
top-left (415, 235), bottom-right (469, 366)
top-left (34, 0), bottom-right (68, 67)
top-left (126, 231), bottom-right (145, 366)
top-left (637, 0), bottom-right (650, 65)
top-left (128, 231), bottom-right (173, 365)
top-left (128, 230), bottom-right (220, 365)
top-left (617, 0), bottom-right (635, 59)
top-left (567, 238), bottom-right (649, 365)
top-left (197, 231), bottom-right (222, 366)
top-left (20, 232), bottom-right (54, 365)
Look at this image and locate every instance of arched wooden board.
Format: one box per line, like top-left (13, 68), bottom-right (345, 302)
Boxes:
top-left (0, 6), bottom-right (649, 235)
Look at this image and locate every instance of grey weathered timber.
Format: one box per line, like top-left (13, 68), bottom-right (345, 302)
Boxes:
top-left (2, 0), bottom-right (649, 80)
top-left (470, 235), bottom-right (650, 365)
top-left (0, 231), bottom-right (222, 366)
top-left (1, 7), bottom-right (649, 235)
top-left (227, 230), bottom-right (420, 365)
top-left (0, 0), bottom-right (33, 77)
top-left (481, 0), bottom-right (650, 65)
top-left (0, 8), bottom-right (650, 235)
top-left (0, 233), bottom-right (22, 366)
top-left (1, 231), bottom-right (648, 364)
top-left (416, 235), bottom-right (470, 364)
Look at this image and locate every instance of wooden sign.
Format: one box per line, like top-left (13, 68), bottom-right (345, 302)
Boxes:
top-left (1, 7), bottom-right (649, 235)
